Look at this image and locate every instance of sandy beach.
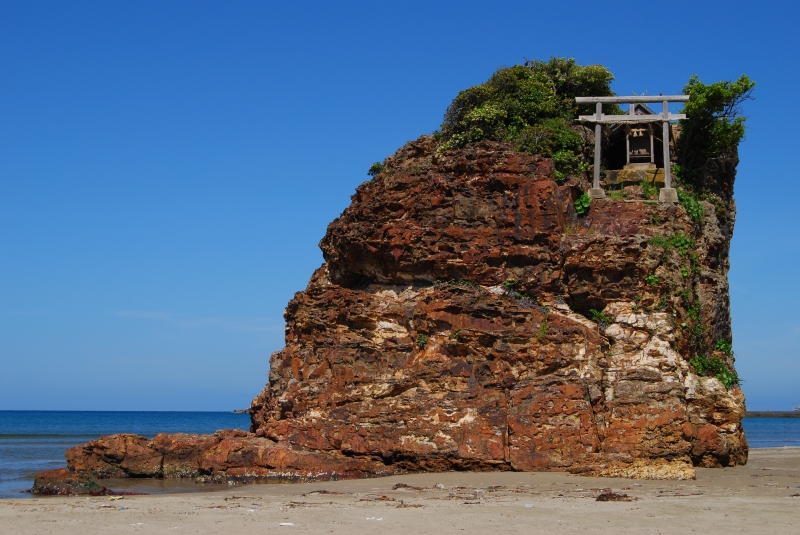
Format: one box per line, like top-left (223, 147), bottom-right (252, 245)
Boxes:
top-left (1, 448), bottom-right (798, 534)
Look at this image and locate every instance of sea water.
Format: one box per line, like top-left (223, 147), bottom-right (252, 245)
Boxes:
top-left (740, 417), bottom-right (800, 448)
top-left (0, 412), bottom-right (798, 499)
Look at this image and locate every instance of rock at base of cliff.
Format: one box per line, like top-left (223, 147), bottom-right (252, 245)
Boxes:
top-left (593, 458), bottom-right (697, 480)
top-left (31, 469), bottom-right (113, 496)
top-left (58, 430), bottom-right (394, 485)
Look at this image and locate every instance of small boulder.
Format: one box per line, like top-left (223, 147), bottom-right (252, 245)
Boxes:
top-left (31, 468), bottom-right (112, 496)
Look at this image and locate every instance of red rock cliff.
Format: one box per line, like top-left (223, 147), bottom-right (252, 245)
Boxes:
top-left (249, 137), bottom-right (747, 480)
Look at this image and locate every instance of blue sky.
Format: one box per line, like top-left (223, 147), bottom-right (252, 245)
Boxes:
top-left (1, 0), bottom-right (797, 411)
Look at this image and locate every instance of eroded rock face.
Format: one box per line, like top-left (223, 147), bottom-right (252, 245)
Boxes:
top-left (57, 430), bottom-right (389, 486)
top-left (250, 137), bottom-right (747, 479)
top-left (38, 138), bottom-right (746, 492)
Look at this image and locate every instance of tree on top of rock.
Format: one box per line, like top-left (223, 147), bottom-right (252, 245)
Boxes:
top-left (675, 74), bottom-right (755, 195)
top-left (436, 58), bottom-right (619, 151)
top-left (435, 57), bottom-right (621, 181)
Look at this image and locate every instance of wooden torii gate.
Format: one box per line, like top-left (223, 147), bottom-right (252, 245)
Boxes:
top-left (575, 95), bottom-right (689, 203)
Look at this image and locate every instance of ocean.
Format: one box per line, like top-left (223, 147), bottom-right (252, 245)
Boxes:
top-left (1, 411), bottom-right (798, 499)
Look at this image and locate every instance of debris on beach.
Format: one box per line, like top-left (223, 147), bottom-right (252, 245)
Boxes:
top-left (392, 483), bottom-right (424, 491)
top-left (596, 488), bottom-right (637, 502)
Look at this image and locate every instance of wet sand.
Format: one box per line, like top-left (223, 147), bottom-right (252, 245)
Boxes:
top-left (2, 448), bottom-right (799, 534)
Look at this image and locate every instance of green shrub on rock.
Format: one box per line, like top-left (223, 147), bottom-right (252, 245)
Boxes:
top-left (512, 119), bottom-right (583, 159)
top-left (648, 232), bottom-right (695, 257)
top-left (438, 58), bottom-right (620, 174)
top-left (553, 150), bottom-right (590, 183)
top-left (713, 338), bottom-right (733, 356)
top-left (589, 309), bottom-right (613, 324)
top-left (416, 333), bottom-right (429, 349)
top-left (689, 354), bottom-right (740, 389)
top-left (677, 188), bottom-right (704, 223)
top-left (574, 192), bottom-right (591, 216)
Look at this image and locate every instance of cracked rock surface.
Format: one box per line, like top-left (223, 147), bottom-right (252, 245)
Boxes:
top-left (249, 138), bottom-right (746, 480)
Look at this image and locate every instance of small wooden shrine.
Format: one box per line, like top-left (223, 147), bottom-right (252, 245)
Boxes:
top-left (575, 95), bottom-right (689, 203)
top-left (622, 103), bottom-right (657, 166)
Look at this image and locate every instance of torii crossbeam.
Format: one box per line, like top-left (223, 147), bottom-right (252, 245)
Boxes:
top-left (575, 95), bottom-right (689, 203)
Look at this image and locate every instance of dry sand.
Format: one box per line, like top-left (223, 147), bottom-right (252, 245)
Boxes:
top-left (2, 448), bottom-right (799, 535)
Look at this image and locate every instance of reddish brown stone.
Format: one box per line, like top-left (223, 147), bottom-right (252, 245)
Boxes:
top-left (45, 429), bottom-right (391, 487)
top-left (31, 469), bottom-right (112, 496)
top-left (65, 434), bottom-right (156, 478)
top-left (249, 137), bottom-right (746, 479)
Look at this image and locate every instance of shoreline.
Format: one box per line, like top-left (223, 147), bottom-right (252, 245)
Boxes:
top-left (746, 411), bottom-right (800, 418)
top-left (2, 448), bottom-right (799, 534)
top-left (10, 446), bottom-right (800, 497)
top-left (5, 445), bottom-right (800, 501)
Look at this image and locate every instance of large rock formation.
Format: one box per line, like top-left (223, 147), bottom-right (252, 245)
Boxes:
top-left (36, 136), bottom-right (746, 493)
top-left (249, 137), bottom-right (746, 479)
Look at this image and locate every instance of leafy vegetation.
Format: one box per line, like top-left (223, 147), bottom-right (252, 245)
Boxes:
top-left (368, 162), bottom-right (384, 177)
top-left (437, 58), bottom-right (620, 178)
top-left (676, 75), bottom-right (755, 189)
top-left (537, 310), bottom-right (550, 342)
top-left (648, 212), bottom-right (665, 226)
top-left (449, 328), bottom-right (461, 340)
top-left (644, 274), bottom-right (659, 286)
top-left (714, 338), bottom-right (733, 356)
top-left (649, 232), bottom-right (695, 257)
top-left (677, 188), bottom-right (704, 223)
top-left (574, 192), bottom-right (591, 216)
top-left (689, 355), bottom-right (740, 389)
top-left (606, 189), bottom-right (628, 201)
top-left (641, 180), bottom-right (658, 200)
top-left (689, 253), bottom-right (701, 275)
top-left (588, 309), bottom-right (613, 324)
top-left (648, 234), bottom-right (670, 253)
top-left (680, 297), bottom-right (707, 353)
top-left (553, 151), bottom-right (590, 183)
top-left (416, 333), bottom-right (429, 349)
top-left (513, 119), bottom-right (582, 162)
top-left (672, 234), bottom-right (695, 258)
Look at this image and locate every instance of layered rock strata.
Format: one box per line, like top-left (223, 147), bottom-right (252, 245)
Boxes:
top-left (56, 430), bottom-right (389, 484)
top-left (249, 138), bottom-right (746, 479)
top-left (36, 137), bottom-right (746, 492)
